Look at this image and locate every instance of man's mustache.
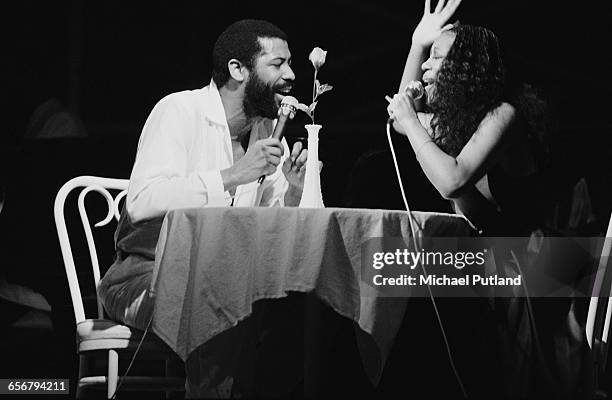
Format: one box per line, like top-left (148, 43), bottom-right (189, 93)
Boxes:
top-left (272, 82), bottom-right (294, 93)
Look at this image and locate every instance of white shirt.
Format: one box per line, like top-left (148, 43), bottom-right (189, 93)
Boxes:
top-left (126, 80), bottom-right (290, 222)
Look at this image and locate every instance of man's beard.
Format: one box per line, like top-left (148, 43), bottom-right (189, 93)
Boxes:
top-left (243, 73), bottom-right (283, 120)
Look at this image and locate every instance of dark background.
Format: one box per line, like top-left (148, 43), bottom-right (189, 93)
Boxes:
top-left (1, 0), bottom-right (611, 397)
top-left (3, 0), bottom-right (612, 212)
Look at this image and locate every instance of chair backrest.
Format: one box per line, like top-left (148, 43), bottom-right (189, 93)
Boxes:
top-left (54, 176), bottom-right (128, 324)
top-left (586, 210), bottom-right (612, 386)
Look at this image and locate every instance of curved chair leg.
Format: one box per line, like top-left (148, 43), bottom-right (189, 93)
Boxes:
top-left (76, 354), bottom-right (86, 399)
top-left (107, 350), bottom-right (119, 399)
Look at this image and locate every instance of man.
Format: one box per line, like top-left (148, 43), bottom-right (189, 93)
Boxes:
top-left (97, 20), bottom-right (307, 396)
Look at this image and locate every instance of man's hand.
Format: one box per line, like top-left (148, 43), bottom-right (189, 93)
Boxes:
top-left (282, 141), bottom-right (308, 189)
top-left (412, 0), bottom-right (462, 48)
top-left (221, 138), bottom-right (283, 190)
top-left (282, 141), bottom-right (325, 206)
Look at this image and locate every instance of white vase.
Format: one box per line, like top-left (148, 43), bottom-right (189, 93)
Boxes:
top-left (299, 124), bottom-right (325, 208)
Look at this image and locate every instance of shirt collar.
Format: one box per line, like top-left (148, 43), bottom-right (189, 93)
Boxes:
top-left (202, 79), bottom-right (229, 128)
top-left (202, 79), bottom-right (277, 138)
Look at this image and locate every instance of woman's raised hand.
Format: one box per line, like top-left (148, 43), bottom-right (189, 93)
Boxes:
top-left (412, 0), bottom-right (462, 48)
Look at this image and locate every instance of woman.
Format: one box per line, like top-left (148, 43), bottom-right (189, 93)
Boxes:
top-left (387, 0), bottom-right (548, 236)
top-left (383, 2), bottom-right (590, 399)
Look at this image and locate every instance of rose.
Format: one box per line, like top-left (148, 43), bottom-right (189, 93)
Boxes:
top-left (296, 47), bottom-right (333, 124)
top-left (309, 47), bottom-right (327, 71)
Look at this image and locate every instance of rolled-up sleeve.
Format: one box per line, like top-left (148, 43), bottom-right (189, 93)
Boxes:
top-left (198, 170), bottom-right (226, 206)
top-left (126, 95), bottom-right (226, 222)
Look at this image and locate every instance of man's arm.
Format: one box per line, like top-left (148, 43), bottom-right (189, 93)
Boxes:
top-left (128, 95), bottom-right (285, 221)
top-left (283, 185), bottom-right (303, 207)
top-left (127, 95), bottom-right (227, 222)
top-left (221, 137), bottom-right (284, 193)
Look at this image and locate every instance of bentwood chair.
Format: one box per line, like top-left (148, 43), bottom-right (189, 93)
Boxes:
top-left (586, 210), bottom-right (612, 397)
top-left (54, 176), bottom-right (184, 398)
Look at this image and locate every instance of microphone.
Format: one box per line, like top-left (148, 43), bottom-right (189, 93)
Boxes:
top-left (272, 96), bottom-right (298, 140)
top-left (258, 96), bottom-right (298, 184)
top-left (387, 80), bottom-right (425, 124)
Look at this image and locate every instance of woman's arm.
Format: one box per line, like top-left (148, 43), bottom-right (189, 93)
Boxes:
top-left (394, 0), bottom-right (461, 134)
top-left (452, 186), bottom-right (504, 232)
top-left (398, 44), bottom-right (429, 110)
top-left (399, 0), bottom-right (461, 93)
top-left (389, 92), bottom-right (517, 199)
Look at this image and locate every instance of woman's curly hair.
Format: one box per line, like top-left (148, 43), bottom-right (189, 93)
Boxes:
top-left (428, 24), bottom-right (505, 157)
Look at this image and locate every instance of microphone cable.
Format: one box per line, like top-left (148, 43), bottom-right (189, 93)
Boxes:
top-left (110, 122), bottom-right (469, 399)
top-left (385, 121), bottom-right (468, 399)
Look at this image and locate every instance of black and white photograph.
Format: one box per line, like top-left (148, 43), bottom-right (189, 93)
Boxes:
top-left (2, 0), bottom-right (611, 398)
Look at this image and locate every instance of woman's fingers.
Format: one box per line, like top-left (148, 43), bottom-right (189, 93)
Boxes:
top-left (386, 95), bottom-right (394, 116)
top-left (424, 0), bottom-right (431, 14)
top-left (441, 0), bottom-right (462, 19)
top-left (386, 93), bottom-right (412, 118)
top-left (435, 0), bottom-right (446, 13)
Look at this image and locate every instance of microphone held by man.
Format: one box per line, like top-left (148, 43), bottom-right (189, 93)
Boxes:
top-left (258, 96), bottom-right (299, 183)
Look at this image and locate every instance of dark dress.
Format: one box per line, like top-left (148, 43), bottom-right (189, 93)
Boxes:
top-left (348, 137), bottom-right (592, 398)
top-left (467, 164), bottom-right (593, 399)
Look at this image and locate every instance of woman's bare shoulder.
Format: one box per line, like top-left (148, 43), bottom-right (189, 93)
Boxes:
top-left (472, 102), bottom-right (517, 137)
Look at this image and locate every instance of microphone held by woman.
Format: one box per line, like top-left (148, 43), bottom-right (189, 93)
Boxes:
top-left (387, 80), bottom-right (424, 123)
